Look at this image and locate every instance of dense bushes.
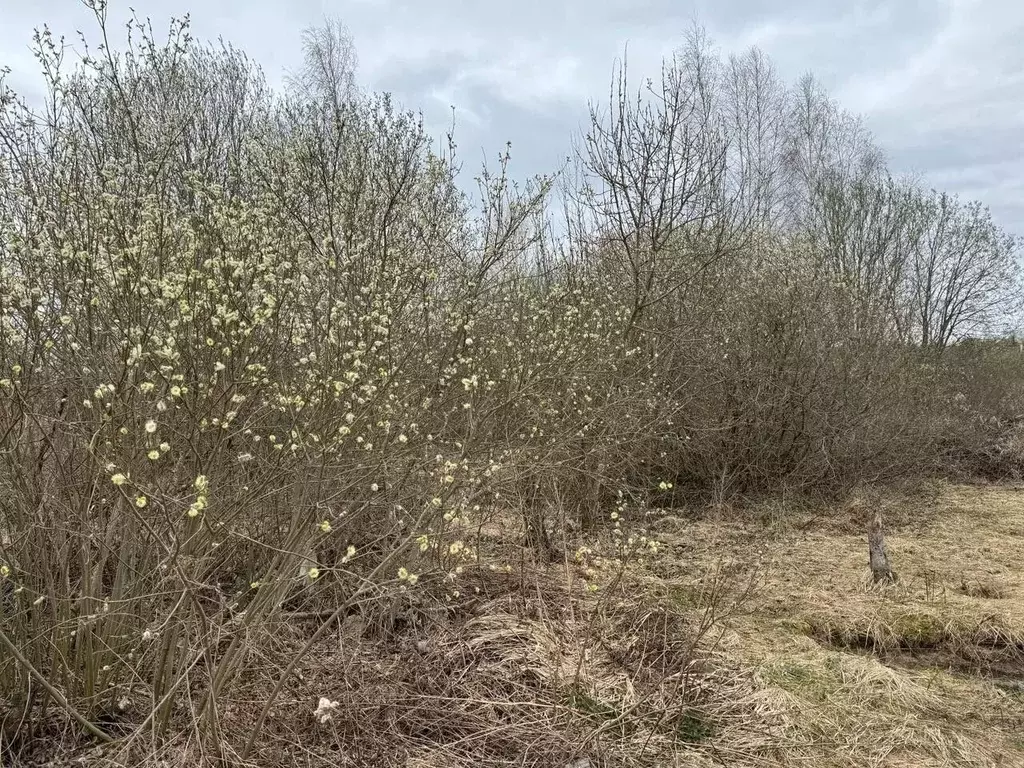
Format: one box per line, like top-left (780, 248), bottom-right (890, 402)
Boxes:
top-left (935, 338), bottom-right (1024, 479)
top-left (0, 3), bottom-right (1019, 757)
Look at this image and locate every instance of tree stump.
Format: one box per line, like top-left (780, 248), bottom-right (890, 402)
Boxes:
top-left (868, 513), bottom-right (896, 584)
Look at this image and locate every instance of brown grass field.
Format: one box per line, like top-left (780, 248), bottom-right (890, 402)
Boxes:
top-left (10, 481), bottom-right (1024, 767)
top-left (644, 482), bottom-right (1024, 768)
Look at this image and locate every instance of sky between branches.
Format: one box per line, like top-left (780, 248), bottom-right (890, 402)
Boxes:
top-left (2, 0), bottom-right (1022, 236)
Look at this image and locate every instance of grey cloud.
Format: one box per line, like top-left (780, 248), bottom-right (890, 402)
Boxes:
top-left (2, 0), bottom-right (1022, 234)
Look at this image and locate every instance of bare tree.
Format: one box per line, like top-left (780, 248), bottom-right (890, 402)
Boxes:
top-left (910, 192), bottom-right (1019, 349)
top-left (720, 46), bottom-right (788, 232)
top-left (288, 18), bottom-right (358, 104)
top-left (576, 28), bottom-right (730, 340)
top-left (783, 74), bottom-right (884, 231)
top-left (809, 170), bottom-right (931, 339)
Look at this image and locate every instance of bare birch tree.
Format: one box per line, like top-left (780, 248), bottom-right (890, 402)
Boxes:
top-left (910, 192), bottom-right (1019, 349)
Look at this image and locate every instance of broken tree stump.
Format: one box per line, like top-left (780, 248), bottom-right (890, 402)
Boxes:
top-left (867, 512), bottom-right (896, 584)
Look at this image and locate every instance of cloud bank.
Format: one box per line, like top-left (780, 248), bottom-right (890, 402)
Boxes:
top-left (2, 0), bottom-right (1021, 233)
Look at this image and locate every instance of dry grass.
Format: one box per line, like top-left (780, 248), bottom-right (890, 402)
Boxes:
top-left (200, 557), bottom-right (778, 768)
top-left (645, 481), bottom-right (1024, 768)
top-left (5, 483), bottom-right (1024, 767)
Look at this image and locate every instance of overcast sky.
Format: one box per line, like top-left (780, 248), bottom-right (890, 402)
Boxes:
top-left (2, 0), bottom-right (1022, 235)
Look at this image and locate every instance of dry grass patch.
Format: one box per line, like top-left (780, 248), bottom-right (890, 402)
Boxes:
top-left (648, 482), bottom-right (1024, 767)
top-left (6, 484), bottom-right (1024, 767)
top-left (31, 556), bottom-right (770, 768)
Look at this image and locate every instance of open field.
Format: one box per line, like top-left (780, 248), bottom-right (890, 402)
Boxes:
top-left (644, 482), bottom-right (1024, 767)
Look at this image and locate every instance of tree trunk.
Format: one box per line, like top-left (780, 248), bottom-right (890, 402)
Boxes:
top-left (523, 480), bottom-right (554, 559)
top-left (868, 513), bottom-right (895, 584)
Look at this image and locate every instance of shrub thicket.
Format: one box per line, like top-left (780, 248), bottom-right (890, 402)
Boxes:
top-left (0, 4), bottom-right (1019, 761)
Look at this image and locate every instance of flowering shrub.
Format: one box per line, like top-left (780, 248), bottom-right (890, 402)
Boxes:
top-left (0, 2), bottom-right (1017, 757)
